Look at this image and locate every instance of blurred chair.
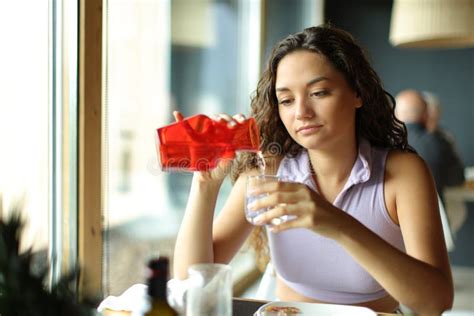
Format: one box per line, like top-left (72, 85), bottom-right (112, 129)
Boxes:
top-left (438, 194), bottom-right (455, 252)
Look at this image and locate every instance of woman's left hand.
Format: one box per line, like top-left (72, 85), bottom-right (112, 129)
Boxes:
top-left (249, 181), bottom-right (347, 238)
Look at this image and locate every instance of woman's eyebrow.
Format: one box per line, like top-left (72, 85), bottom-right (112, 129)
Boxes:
top-left (306, 76), bottom-right (330, 86)
top-left (276, 76), bottom-right (330, 92)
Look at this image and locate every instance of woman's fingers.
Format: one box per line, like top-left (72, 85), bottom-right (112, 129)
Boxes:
top-left (253, 203), bottom-right (297, 226)
top-left (233, 113), bottom-right (246, 123)
top-left (210, 113), bottom-right (247, 128)
top-left (269, 216), bottom-right (302, 233)
top-left (216, 113), bottom-right (237, 127)
top-left (248, 187), bottom-right (299, 210)
top-left (173, 111), bottom-right (184, 122)
top-left (253, 202), bottom-right (315, 232)
top-left (176, 112), bottom-right (246, 126)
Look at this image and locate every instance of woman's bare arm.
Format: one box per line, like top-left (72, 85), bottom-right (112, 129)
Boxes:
top-left (335, 151), bottom-right (453, 314)
top-left (173, 171), bottom-right (255, 279)
top-left (173, 176), bottom-right (222, 279)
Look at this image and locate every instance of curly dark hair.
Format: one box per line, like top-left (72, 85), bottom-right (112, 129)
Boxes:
top-left (232, 24), bottom-right (410, 270)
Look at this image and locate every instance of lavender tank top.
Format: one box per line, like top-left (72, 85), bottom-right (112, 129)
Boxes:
top-left (269, 138), bottom-right (405, 304)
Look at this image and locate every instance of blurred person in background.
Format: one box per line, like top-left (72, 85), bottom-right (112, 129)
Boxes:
top-left (423, 91), bottom-right (464, 167)
top-left (423, 91), bottom-right (442, 134)
top-left (395, 89), bottom-right (464, 201)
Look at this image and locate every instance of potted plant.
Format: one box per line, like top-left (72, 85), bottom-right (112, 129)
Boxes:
top-left (0, 206), bottom-right (96, 316)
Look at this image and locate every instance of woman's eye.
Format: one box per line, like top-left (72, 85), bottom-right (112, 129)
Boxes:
top-left (279, 99), bottom-right (292, 106)
top-left (310, 90), bottom-right (328, 97)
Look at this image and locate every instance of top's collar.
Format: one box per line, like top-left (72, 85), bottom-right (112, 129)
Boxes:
top-left (282, 138), bottom-right (373, 188)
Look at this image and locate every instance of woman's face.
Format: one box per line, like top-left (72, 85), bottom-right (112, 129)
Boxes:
top-left (275, 50), bottom-right (361, 150)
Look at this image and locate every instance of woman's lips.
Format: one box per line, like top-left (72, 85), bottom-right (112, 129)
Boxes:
top-left (297, 125), bottom-right (322, 135)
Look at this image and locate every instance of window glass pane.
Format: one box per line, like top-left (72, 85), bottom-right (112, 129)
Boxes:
top-left (103, 0), bottom-right (260, 295)
top-left (103, 0), bottom-right (170, 294)
top-left (0, 1), bottom-right (49, 260)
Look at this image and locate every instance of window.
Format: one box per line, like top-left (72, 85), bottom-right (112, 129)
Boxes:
top-left (102, 0), bottom-right (263, 295)
top-left (0, 0), bottom-right (49, 264)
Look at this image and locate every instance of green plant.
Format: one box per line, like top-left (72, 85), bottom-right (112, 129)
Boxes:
top-left (0, 207), bottom-right (95, 316)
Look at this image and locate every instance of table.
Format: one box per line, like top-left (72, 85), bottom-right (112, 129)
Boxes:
top-left (444, 186), bottom-right (474, 235)
top-left (232, 297), bottom-right (397, 316)
top-left (102, 298), bottom-right (397, 315)
top-left (233, 297), bottom-right (266, 315)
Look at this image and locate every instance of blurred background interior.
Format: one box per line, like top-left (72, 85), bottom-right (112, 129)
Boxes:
top-left (1, 0), bottom-right (473, 313)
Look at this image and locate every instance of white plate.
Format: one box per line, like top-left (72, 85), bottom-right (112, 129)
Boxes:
top-left (254, 301), bottom-right (378, 316)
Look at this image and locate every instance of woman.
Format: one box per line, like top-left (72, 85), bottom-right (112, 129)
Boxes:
top-left (172, 25), bottom-right (453, 315)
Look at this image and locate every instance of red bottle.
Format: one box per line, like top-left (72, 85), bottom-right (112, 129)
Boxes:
top-left (156, 114), bottom-right (260, 171)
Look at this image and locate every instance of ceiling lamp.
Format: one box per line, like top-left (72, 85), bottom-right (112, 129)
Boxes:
top-left (389, 0), bottom-right (474, 48)
top-left (172, 0), bottom-right (215, 47)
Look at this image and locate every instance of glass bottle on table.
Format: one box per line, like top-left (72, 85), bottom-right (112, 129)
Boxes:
top-left (144, 257), bottom-right (177, 316)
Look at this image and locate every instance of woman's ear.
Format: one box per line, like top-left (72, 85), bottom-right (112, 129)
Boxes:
top-left (355, 96), bottom-right (363, 109)
top-left (353, 89), bottom-right (363, 109)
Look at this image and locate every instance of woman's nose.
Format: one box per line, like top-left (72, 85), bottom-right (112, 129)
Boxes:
top-left (295, 97), bottom-right (314, 120)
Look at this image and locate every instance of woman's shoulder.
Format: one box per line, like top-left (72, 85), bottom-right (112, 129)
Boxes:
top-left (384, 149), bottom-right (436, 224)
top-left (385, 149), bottom-right (432, 181)
top-left (386, 149), bottom-right (424, 167)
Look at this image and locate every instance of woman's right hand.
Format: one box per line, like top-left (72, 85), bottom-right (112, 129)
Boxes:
top-left (173, 111), bottom-right (246, 184)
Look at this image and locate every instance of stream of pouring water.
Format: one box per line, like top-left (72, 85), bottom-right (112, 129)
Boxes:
top-left (257, 151), bottom-right (266, 174)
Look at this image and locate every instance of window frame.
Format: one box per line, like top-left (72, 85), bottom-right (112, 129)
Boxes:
top-left (78, 0), bottom-right (103, 298)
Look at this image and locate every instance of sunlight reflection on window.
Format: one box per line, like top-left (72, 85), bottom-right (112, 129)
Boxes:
top-left (0, 1), bottom-right (49, 252)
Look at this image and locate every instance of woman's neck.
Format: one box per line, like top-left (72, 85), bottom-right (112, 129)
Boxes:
top-left (308, 138), bottom-right (358, 186)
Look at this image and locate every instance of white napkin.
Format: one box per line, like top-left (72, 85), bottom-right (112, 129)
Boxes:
top-left (97, 280), bottom-right (191, 315)
top-left (97, 284), bottom-right (150, 316)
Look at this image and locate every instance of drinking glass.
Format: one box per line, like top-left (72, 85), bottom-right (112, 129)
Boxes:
top-left (245, 175), bottom-right (292, 226)
top-left (185, 263), bottom-right (232, 316)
